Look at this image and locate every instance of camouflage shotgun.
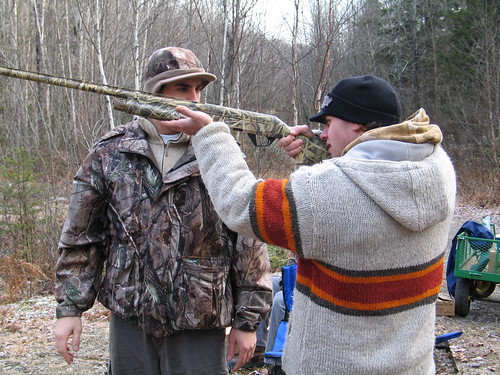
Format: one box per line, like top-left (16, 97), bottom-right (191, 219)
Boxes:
top-left (0, 66), bottom-right (329, 165)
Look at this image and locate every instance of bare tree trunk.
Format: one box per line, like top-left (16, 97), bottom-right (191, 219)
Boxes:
top-left (481, 6), bottom-right (498, 170)
top-left (224, 0), bottom-right (236, 106)
top-left (129, 0), bottom-right (152, 91)
top-left (33, 0), bottom-right (46, 146)
top-left (60, 0), bottom-right (78, 151)
top-left (410, 0), bottom-right (420, 107)
top-left (423, 0), bottom-right (440, 113)
top-left (235, 57), bottom-right (241, 109)
top-left (291, 0), bottom-right (300, 126)
top-left (138, 2), bottom-right (150, 85)
top-left (132, 0), bottom-right (141, 90)
top-left (223, 0), bottom-right (251, 107)
top-left (95, 0), bottom-right (115, 129)
top-left (219, 0), bottom-right (228, 105)
top-left (312, 0), bottom-right (334, 112)
top-left (63, 0), bottom-right (78, 147)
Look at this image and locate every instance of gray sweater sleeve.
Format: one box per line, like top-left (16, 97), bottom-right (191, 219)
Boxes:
top-left (192, 122), bottom-right (261, 240)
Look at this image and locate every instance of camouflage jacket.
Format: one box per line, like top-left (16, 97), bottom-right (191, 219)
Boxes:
top-left (55, 119), bottom-right (272, 337)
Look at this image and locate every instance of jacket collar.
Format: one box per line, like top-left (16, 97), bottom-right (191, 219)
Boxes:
top-left (117, 119), bottom-right (200, 183)
top-left (117, 119), bottom-right (151, 157)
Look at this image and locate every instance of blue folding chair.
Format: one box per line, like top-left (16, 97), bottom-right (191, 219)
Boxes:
top-left (264, 264), bottom-right (297, 374)
top-left (435, 331), bottom-right (462, 346)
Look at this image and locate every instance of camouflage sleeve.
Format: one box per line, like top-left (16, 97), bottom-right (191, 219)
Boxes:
top-left (54, 152), bottom-right (109, 319)
top-left (230, 235), bottom-right (273, 331)
top-left (55, 242), bottom-right (106, 318)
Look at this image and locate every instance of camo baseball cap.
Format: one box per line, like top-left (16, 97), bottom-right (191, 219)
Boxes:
top-left (143, 47), bottom-right (217, 93)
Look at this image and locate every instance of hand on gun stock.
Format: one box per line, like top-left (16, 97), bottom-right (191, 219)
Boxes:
top-left (277, 124), bottom-right (317, 159)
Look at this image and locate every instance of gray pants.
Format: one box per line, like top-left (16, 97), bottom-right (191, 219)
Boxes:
top-left (109, 314), bottom-right (227, 375)
top-left (256, 276), bottom-right (282, 347)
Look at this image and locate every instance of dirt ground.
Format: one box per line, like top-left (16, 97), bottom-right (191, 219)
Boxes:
top-left (433, 206), bottom-right (499, 375)
top-left (0, 205), bottom-right (498, 375)
top-left (435, 290), bottom-right (499, 374)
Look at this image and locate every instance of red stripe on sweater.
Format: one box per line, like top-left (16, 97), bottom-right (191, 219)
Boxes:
top-left (253, 179), bottom-right (296, 251)
top-left (296, 257), bottom-right (443, 311)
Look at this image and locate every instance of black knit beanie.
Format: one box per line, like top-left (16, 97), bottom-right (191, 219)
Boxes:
top-left (309, 75), bottom-right (402, 127)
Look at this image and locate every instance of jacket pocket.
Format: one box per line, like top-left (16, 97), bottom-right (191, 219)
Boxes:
top-left (100, 243), bottom-right (140, 317)
top-left (109, 243), bottom-right (135, 269)
top-left (171, 257), bottom-right (233, 330)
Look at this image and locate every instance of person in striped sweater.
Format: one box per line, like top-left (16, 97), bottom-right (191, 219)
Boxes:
top-left (165, 75), bottom-right (456, 375)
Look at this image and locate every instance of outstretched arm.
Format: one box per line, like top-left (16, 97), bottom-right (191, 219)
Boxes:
top-left (167, 106), bottom-right (318, 160)
top-left (168, 106), bottom-right (307, 252)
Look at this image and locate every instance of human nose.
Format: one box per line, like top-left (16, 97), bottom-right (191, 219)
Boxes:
top-left (186, 89), bottom-right (201, 102)
top-left (320, 126), bottom-right (328, 140)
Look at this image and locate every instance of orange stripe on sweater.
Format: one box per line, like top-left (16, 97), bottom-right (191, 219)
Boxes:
top-left (280, 179), bottom-right (296, 252)
top-left (311, 283), bottom-right (442, 311)
top-left (296, 257), bottom-right (443, 311)
top-left (314, 258), bottom-right (444, 284)
top-left (254, 182), bottom-right (272, 244)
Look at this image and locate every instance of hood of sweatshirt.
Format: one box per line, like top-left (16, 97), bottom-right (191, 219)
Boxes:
top-left (334, 109), bottom-right (455, 232)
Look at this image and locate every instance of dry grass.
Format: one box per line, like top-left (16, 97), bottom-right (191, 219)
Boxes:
top-left (456, 168), bottom-right (499, 207)
top-left (0, 255), bottom-right (52, 304)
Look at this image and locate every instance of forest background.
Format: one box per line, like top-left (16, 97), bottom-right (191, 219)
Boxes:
top-left (0, 0), bottom-right (498, 301)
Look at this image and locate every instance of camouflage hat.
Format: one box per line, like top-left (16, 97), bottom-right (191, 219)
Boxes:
top-left (143, 47), bottom-right (217, 93)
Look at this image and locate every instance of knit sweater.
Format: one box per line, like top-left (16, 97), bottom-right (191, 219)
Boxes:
top-left (190, 109), bottom-right (456, 375)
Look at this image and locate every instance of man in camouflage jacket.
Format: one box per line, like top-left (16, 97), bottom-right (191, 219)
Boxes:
top-left (54, 47), bottom-right (272, 375)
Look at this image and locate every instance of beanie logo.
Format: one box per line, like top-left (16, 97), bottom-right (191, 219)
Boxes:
top-left (321, 94), bottom-right (332, 109)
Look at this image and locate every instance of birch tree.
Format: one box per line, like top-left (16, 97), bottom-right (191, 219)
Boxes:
top-left (95, 0), bottom-right (114, 129)
top-left (291, 0), bottom-right (300, 125)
